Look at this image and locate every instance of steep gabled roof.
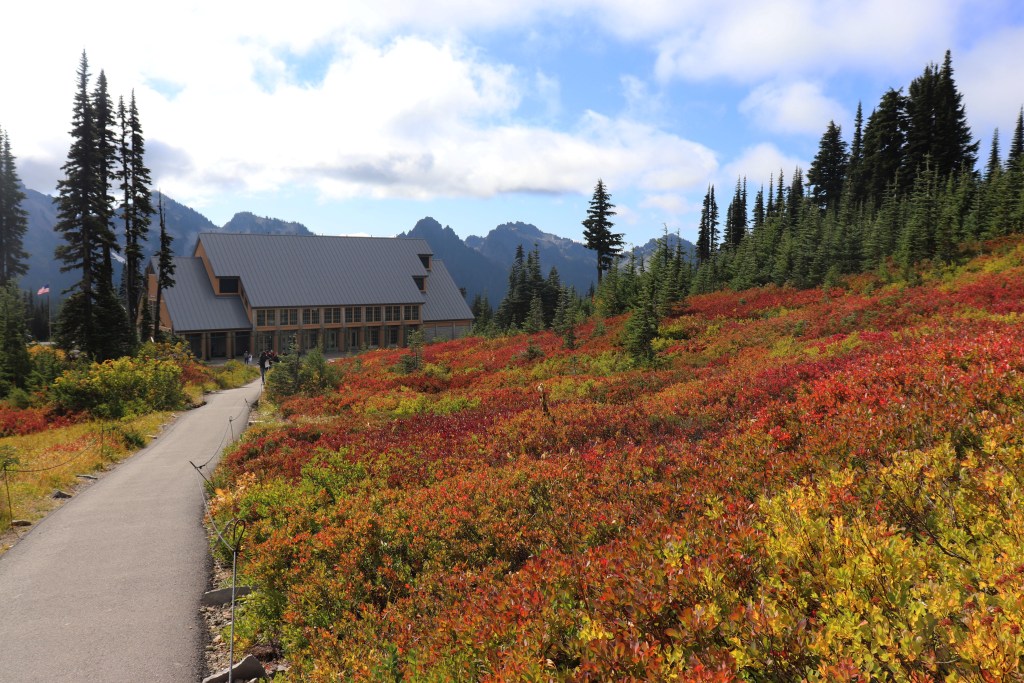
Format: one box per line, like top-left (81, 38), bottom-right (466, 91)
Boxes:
top-left (163, 257), bottom-right (251, 332)
top-left (422, 260), bottom-right (473, 322)
top-left (197, 233), bottom-right (431, 308)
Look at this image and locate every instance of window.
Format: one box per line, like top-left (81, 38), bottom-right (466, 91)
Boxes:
top-left (219, 277), bottom-right (239, 294)
top-left (413, 276), bottom-right (426, 292)
top-left (303, 308), bottom-right (320, 325)
top-left (366, 306), bottom-right (382, 322)
top-left (388, 326), bottom-right (400, 346)
top-left (324, 307), bottom-right (341, 324)
top-left (404, 305), bottom-right (419, 321)
top-left (280, 330), bottom-right (297, 351)
top-left (280, 308), bottom-right (298, 326)
top-left (256, 309), bottom-right (276, 327)
top-left (255, 332), bottom-right (274, 352)
top-left (367, 327), bottom-right (380, 347)
top-left (419, 254), bottom-right (431, 269)
top-left (303, 330), bottom-right (319, 350)
top-left (324, 329), bottom-right (339, 351)
top-left (345, 307), bottom-right (362, 323)
top-left (385, 305), bottom-right (401, 321)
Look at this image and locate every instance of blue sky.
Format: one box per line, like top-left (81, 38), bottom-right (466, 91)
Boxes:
top-left (3, 1), bottom-right (1024, 247)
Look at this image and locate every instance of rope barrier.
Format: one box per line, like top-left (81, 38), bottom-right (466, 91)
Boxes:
top-left (5, 423), bottom-right (111, 474)
top-left (190, 392), bottom-right (256, 682)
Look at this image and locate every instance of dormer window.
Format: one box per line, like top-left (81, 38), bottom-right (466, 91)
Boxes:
top-left (418, 254), bottom-right (431, 270)
top-left (413, 276), bottom-right (426, 292)
top-left (219, 277), bottom-right (239, 294)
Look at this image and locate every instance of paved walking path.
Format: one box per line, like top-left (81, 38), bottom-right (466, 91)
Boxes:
top-left (0, 380), bottom-right (262, 682)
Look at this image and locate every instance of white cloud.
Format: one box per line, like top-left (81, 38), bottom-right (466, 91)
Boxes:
top-left (651, 0), bottom-right (962, 83)
top-left (740, 81), bottom-right (847, 136)
top-left (640, 193), bottom-right (694, 215)
top-left (720, 143), bottom-right (809, 191)
top-left (956, 25), bottom-right (1024, 138)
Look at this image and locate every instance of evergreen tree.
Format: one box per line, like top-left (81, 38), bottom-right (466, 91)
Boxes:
top-left (696, 185), bottom-right (719, 263)
top-left (152, 193), bottom-right (175, 340)
top-left (551, 285), bottom-right (577, 350)
top-left (118, 91), bottom-right (153, 339)
top-left (847, 102), bottom-right (866, 204)
top-left (624, 278), bottom-right (658, 365)
top-left (787, 168), bottom-right (805, 229)
top-left (542, 266), bottom-right (561, 327)
top-left (752, 186), bottom-right (765, 231)
top-left (53, 53), bottom-right (132, 359)
top-left (495, 244), bottom-right (527, 330)
top-left (0, 127), bottom-right (29, 286)
top-left (934, 50), bottom-right (979, 178)
top-left (985, 129), bottom-right (1001, 180)
top-left (54, 52), bottom-right (102, 356)
top-left (723, 178), bottom-right (748, 249)
top-left (523, 294), bottom-right (545, 334)
top-left (0, 283), bottom-right (30, 394)
top-left (861, 89), bottom-right (908, 207)
top-left (807, 121), bottom-right (849, 214)
top-left (899, 161), bottom-right (939, 269)
top-left (581, 179), bottom-right (623, 284)
top-left (91, 70), bottom-right (119, 283)
top-left (1009, 108), bottom-right (1024, 168)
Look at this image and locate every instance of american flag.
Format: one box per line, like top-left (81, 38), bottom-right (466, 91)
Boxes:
top-left (37, 284), bottom-right (50, 296)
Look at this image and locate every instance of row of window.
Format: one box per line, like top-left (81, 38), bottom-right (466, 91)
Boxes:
top-left (255, 306), bottom-right (419, 328)
top-left (254, 325), bottom-right (412, 352)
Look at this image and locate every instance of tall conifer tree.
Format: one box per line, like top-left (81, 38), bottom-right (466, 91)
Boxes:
top-left (152, 192), bottom-right (175, 340)
top-left (807, 121), bottom-right (849, 214)
top-left (118, 92), bottom-right (153, 339)
top-left (582, 179), bottom-right (623, 284)
top-left (0, 127), bottom-right (29, 285)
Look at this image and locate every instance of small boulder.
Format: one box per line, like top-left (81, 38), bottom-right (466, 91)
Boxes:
top-left (52, 490), bottom-right (72, 499)
top-left (201, 586), bottom-right (252, 606)
top-left (201, 654), bottom-right (266, 682)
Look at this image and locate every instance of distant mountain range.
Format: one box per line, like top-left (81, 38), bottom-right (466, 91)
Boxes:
top-left (18, 189), bottom-right (693, 305)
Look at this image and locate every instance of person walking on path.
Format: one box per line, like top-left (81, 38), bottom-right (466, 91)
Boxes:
top-left (259, 350), bottom-right (268, 383)
top-left (0, 379), bottom-right (263, 682)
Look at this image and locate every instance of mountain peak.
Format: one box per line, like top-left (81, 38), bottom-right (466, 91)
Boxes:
top-left (412, 216), bottom-right (444, 233)
top-left (221, 212), bottom-right (312, 236)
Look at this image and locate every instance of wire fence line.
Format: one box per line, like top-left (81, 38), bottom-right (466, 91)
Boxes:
top-left (1, 423), bottom-right (119, 535)
top-left (190, 393), bottom-right (258, 683)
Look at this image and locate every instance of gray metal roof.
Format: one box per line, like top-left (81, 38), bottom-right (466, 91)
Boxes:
top-left (160, 233), bottom-right (473, 331)
top-left (198, 233), bottom-right (431, 308)
top-left (422, 259), bottom-right (473, 322)
top-left (163, 258), bottom-right (252, 332)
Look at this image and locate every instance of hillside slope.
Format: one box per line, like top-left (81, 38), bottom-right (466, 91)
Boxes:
top-left (216, 238), bottom-right (1024, 681)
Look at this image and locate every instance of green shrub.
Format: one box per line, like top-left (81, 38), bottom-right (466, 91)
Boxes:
top-left (51, 356), bottom-right (186, 418)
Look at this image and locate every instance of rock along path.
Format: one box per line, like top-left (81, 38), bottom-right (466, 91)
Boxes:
top-left (0, 379), bottom-right (263, 682)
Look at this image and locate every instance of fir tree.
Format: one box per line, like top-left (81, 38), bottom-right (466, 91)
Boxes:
top-left (1009, 108), bottom-right (1024, 168)
top-left (118, 91), bottom-right (154, 339)
top-left (54, 52), bottom-right (103, 356)
top-left (581, 179), bottom-right (623, 284)
top-left (54, 53), bottom-right (132, 359)
top-left (0, 127), bottom-right (29, 286)
top-left (624, 278), bottom-right (658, 365)
top-left (696, 185), bottom-right (719, 263)
top-left (985, 129), bottom-right (1001, 180)
top-left (723, 177), bottom-right (748, 249)
top-left (152, 192), bottom-right (175, 340)
top-left (807, 121), bottom-right (849, 214)
top-left (0, 283), bottom-right (30, 394)
top-left (861, 89), bottom-right (908, 207)
top-left (752, 186), bottom-right (765, 231)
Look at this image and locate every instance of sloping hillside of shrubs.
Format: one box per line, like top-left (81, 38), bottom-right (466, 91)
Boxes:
top-left (215, 239), bottom-right (1024, 681)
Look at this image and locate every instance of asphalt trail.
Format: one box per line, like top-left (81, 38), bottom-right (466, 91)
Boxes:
top-left (0, 380), bottom-right (262, 682)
